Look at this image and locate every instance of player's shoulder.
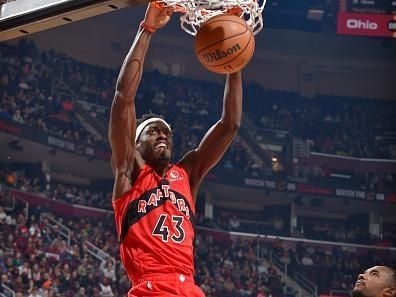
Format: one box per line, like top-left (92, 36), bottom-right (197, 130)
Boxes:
top-left (130, 154), bottom-right (148, 184)
top-left (176, 149), bottom-right (198, 176)
top-left (170, 163), bottom-right (189, 179)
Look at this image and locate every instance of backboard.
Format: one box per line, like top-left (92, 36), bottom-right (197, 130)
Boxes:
top-left (0, 0), bottom-right (147, 41)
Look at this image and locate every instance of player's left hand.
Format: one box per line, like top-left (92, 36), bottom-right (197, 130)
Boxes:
top-left (143, 2), bottom-right (173, 30)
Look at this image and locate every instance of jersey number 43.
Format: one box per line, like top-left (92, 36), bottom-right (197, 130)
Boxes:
top-left (152, 214), bottom-right (185, 243)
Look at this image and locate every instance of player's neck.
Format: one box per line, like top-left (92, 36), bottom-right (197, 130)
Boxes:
top-left (150, 161), bottom-right (170, 178)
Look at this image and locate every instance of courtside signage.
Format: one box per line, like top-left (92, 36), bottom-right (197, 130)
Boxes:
top-left (337, 12), bottom-right (396, 38)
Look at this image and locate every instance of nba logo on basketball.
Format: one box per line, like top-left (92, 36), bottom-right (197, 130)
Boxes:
top-left (170, 170), bottom-right (183, 181)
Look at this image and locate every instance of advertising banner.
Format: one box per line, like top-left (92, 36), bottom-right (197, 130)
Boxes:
top-left (0, 119), bottom-right (110, 160)
top-left (2, 118), bottom-right (395, 203)
top-left (346, 0), bottom-right (396, 15)
top-left (239, 177), bottom-right (391, 202)
top-left (337, 12), bottom-right (396, 38)
top-left (12, 190), bottom-right (111, 219)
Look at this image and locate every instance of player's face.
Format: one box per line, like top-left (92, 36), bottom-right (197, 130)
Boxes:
top-left (352, 266), bottom-right (395, 297)
top-left (137, 121), bottom-right (173, 163)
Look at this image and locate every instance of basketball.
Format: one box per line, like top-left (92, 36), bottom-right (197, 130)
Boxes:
top-left (194, 14), bottom-right (255, 74)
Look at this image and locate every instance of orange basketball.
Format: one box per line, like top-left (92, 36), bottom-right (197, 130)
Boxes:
top-left (194, 14), bottom-right (255, 74)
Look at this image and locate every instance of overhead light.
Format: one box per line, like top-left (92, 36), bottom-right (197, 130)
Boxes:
top-left (307, 9), bottom-right (324, 21)
top-left (272, 156), bottom-right (278, 162)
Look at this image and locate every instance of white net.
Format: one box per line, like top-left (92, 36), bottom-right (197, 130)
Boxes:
top-left (158, 0), bottom-right (266, 36)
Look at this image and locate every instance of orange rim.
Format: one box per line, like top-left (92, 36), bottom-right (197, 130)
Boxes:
top-left (172, 4), bottom-right (187, 13)
top-left (226, 6), bottom-right (243, 16)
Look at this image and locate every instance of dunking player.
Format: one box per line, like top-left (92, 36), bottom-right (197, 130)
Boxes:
top-left (352, 266), bottom-right (396, 297)
top-left (108, 2), bottom-right (242, 297)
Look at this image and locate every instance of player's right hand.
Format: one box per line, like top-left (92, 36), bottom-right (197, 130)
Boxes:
top-left (143, 2), bottom-right (173, 30)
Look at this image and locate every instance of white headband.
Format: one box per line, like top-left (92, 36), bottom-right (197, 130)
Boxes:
top-left (135, 117), bottom-right (171, 141)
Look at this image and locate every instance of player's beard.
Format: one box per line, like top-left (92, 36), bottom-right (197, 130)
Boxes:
top-left (156, 146), bottom-right (171, 162)
top-left (156, 149), bottom-right (170, 162)
top-left (351, 289), bottom-right (368, 297)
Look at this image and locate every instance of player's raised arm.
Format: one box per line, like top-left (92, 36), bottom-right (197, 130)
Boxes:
top-left (109, 3), bottom-right (173, 199)
top-left (181, 70), bottom-right (242, 198)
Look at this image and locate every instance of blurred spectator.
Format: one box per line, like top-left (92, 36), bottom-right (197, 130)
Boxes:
top-left (247, 83), bottom-right (395, 160)
top-left (99, 277), bottom-right (114, 297)
top-left (2, 40), bottom-right (395, 196)
top-left (100, 260), bottom-right (116, 282)
top-left (229, 215), bottom-right (241, 231)
top-left (73, 286), bottom-right (87, 297)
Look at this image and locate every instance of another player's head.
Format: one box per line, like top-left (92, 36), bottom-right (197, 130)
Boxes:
top-left (135, 113), bottom-right (173, 166)
top-left (352, 266), bottom-right (396, 297)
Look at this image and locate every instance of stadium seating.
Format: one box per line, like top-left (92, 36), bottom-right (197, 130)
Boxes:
top-left (1, 39), bottom-right (396, 297)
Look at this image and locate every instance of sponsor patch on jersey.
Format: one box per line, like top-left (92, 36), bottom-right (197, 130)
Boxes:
top-left (170, 170), bottom-right (183, 182)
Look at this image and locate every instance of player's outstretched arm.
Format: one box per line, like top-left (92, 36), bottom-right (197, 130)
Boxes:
top-left (109, 3), bottom-right (173, 199)
top-left (181, 71), bottom-right (242, 199)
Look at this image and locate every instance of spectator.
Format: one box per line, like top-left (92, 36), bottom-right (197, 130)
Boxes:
top-left (73, 286), bottom-right (87, 297)
top-left (302, 253), bottom-right (314, 266)
top-left (99, 277), bottom-right (114, 297)
top-left (27, 287), bottom-right (44, 297)
top-left (100, 260), bottom-right (116, 282)
top-left (12, 110), bottom-right (24, 124)
top-left (229, 214), bottom-right (241, 231)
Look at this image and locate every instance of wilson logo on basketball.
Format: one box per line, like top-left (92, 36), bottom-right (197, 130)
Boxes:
top-left (202, 44), bottom-right (241, 63)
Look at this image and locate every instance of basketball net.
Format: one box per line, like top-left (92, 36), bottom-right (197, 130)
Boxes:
top-left (156, 0), bottom-right (266, 36)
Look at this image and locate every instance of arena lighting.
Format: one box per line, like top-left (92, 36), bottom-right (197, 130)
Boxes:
top-left (307, 8), bottom-right (324, 21)
top-left (271, 156), bottom-right (278, 162)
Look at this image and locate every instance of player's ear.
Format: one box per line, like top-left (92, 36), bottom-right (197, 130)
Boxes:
top-left (383, 287), bottom-right (395, 297)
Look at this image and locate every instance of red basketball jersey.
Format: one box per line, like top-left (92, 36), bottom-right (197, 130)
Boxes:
top-left (112, 164), bottom-right (196, 284)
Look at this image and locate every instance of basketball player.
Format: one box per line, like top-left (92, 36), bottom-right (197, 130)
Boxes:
top-left (352, 266), bottom-right (396, 297)
top-left (108, 3), bottom-right (242, 297)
